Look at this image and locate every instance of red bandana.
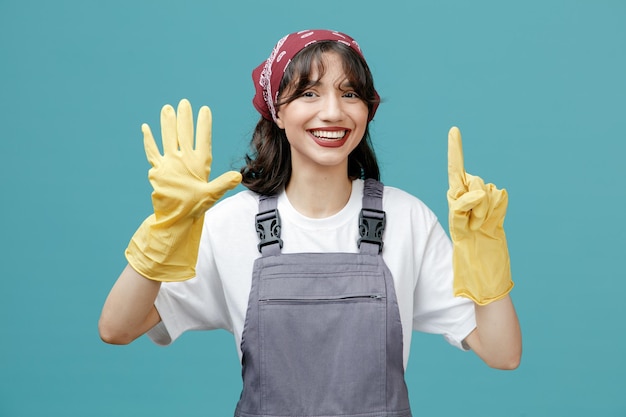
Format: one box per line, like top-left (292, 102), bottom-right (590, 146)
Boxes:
top-left (252, 29), bottom-right (380, 122)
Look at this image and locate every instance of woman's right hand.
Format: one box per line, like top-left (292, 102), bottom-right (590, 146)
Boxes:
top-left (125, 99), bottom-right (242, 282)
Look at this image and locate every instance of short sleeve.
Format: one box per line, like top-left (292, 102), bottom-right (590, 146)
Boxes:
top-left (412, 220), bottom-right (476, 350)
top-left (146, 219), bottom-right (233, 346)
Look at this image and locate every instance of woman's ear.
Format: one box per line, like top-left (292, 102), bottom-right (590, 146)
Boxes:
top-left (275, 112), bottom-right (285, 129)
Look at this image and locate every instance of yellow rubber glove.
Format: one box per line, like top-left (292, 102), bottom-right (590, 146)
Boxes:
top-left (125, 99), bottom-right (242, 282)
top-left (447, 127), bottom-right (513, 305)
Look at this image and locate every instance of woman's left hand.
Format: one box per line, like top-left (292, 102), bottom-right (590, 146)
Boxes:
top-left (447, 127), bottom-right (514, 305)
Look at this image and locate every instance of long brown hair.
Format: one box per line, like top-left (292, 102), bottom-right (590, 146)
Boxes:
top-left (241, 41), bottom-right (380, 195)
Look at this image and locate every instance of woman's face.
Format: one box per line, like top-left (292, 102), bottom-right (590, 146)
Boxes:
top-left (275, 52), bottom-right (369, 175)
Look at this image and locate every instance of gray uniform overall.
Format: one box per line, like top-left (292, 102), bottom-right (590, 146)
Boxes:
top-left (235, 179), bottom-right (412, 417)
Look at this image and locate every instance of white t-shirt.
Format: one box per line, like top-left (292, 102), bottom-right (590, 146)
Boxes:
top-left (148, 179), bottom-right (476, 368)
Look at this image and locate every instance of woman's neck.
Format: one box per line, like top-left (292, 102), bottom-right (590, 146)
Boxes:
top-left (285, 167), bottom-right (353, 219)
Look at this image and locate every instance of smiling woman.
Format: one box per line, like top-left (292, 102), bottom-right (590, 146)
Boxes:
top-left (243, 34), bottom-right (381, 196)
top-left (99, 29), bottom-right (521, 417)
top-left (274, 52), bottom-right (369, 188)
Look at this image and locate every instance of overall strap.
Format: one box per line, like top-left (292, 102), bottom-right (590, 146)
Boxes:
top-left (359, 178), bottom-right (386, 255)
top-left (256, 194), bottom-right (283, 256)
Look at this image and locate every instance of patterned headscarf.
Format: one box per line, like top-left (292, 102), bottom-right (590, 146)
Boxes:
top-left (252, 29), bottom-right (380, 123)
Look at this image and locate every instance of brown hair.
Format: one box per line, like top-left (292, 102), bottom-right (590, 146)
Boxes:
top-left (241, 41), bottom-right (380, 195)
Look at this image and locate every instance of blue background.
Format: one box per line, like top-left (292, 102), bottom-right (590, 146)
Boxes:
top-left (1, 0), bottom-right (625, 416)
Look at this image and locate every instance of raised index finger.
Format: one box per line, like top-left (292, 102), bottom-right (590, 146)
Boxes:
top-left (448, 126), bottom-right (467, 195)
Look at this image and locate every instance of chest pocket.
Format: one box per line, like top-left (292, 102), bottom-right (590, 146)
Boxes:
top-left (257, 255), bottom-right (387, 415)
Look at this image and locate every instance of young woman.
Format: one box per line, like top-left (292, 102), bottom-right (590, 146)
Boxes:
top-left (99, 29), bottom-right (521, 417)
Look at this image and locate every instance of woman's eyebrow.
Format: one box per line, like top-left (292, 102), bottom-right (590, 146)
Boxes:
top-left (302, 78), bottom-right (354, 90)
top-left (338, 80), bottom-right (356, 90)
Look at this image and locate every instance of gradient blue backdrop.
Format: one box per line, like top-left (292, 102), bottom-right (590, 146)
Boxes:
top-left (1, 1), bottom-right (624, 416)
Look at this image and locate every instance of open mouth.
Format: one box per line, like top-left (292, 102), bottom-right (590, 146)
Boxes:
top-left (308, 129), bottom-right (351, 148)
top-left (310, 129), bottom-right (348, 140)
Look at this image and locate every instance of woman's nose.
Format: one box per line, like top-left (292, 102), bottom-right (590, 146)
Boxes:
top-left (318, 94), bottom-right (343, 121)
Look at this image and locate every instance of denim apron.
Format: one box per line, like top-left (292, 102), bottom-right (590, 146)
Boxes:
top-left (235, 179), bottom-right (411, 417)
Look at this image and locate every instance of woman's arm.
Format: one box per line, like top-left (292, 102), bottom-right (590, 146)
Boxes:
top-left (98, 264), bottom-right (162, 345)
top-left (99, 100), bottom-right (241, 345)
top-left (446, 127), bottom-right (521, 369)
top-left (464, 295), bottom-right (522, 370)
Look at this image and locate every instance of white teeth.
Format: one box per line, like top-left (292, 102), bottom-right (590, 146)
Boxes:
top-left (311, 130), bottom-right (347, 139)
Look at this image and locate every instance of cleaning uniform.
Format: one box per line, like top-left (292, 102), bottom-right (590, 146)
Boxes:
top-left (234, 179), bottom-right (410, 417)
top-left (147, 179), bottom-right (476, 411)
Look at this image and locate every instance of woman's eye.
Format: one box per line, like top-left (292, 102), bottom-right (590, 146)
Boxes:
top-left (302, 91), bottom-right (316, 98)
top-left (343, 92), bottom-right (359, 99)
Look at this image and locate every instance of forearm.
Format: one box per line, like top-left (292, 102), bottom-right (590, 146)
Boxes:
top-left (465, 295), bottom-right (522, 370)
top-left (99, 264), bottom-right (162, 345)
